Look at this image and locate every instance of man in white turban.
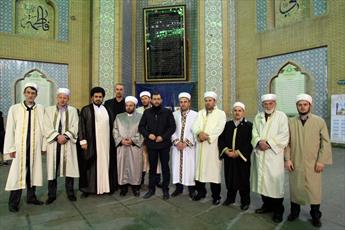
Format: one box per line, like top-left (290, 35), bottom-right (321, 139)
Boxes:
top-left (284, 94), bottom-right (332, 227)
top-left (113, 96), bottom-right (144, 196)
top-left (171, 92), bottom-right (198, 198)
top-left (218, 102), bottom-right (253, 210)
top-left (251, 93), bottom-right (289, 223)
top-left (192, 91), bottom-right (226, 205)
top-left (4, 82), bottom-right (45, 212)
top-left (44, 88), bottom-right (79, 204)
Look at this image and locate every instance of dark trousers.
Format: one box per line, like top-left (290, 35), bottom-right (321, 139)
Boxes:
top-left (175, 183), bottom-right (195, 193)
top-left (290, 202), bottom-right (322, 219)
top-left (227, 188), bottom-right (250, 205)
top-left (261, 195), bottom-right (284, 215)
top-left (195, 180), bottom-right (221, 200)
top-left (148, 147), bottom-right (170, 193)
top-left (48, 177), bottom-right (74, 199)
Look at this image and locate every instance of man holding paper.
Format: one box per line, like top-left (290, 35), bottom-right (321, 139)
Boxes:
top-left (218, 102), bottom-right (253, 210)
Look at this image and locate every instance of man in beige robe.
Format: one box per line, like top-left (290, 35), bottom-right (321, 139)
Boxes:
top-left (44, 88), bottom-right (79, 204)
top-left (285, 94), bottom-right (332, 228)
top-left (113, 96), bottom-right (144, 197)
top-left (191, 91), bottom-right (226, 205)
top-left (4, 83), bottom-right (44, 212)
top-left (251, 93), bottom-right (289, 223)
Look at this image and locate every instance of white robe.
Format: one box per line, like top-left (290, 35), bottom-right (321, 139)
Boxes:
top-left (3, 103), bottom-right (44, 191)
top-left (192, 108), bottom-right (226, 183)
top-left (44, 105), bottom-right (79, 180)
top-left (250, 110), bottom-right (289, 198)
top-left (171, 110), bottom-right (198, 186)
top-left (94, 104), bottom-right (110, 194)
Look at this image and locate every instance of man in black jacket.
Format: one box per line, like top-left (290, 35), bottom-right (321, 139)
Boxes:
top-left (139, 92), bottom-right (176, 200)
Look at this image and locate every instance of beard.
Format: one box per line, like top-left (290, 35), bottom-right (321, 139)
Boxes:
top-left (126, 109), bottom-right (134, 114)
top-left (264, 108), bottom-right (275, 114)
top-left (298, 108), bottom-right (310, 116)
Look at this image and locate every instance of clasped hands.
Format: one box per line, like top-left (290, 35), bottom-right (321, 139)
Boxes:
top-left (197, 132), bottom-right (209, 142)
top-left (148, 134), bottom-right (163, 143)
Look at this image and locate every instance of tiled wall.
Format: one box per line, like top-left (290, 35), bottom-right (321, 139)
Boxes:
top-left (0, 59), bottom-right (68, 115)
top-left (257, 47), bottom-right (328, 118)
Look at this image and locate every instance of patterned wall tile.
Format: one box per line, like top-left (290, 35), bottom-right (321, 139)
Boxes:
top-left (0, 0), bottom-right (69, 41)
top-left (122, 0), bottom-right (133, 95)
top-left (204, 0), bottom-right (223, 108)
top-left (0, 59), bottom-right (68, 115)
top-left (229, 0), bottom-right (236, 106)
top-left (256, 0), bottom-right (267, 32)
top-left (99, 0), bottom-right (115, 99)
top-left (312, 0), bottom-right (327, 16)
top-left (257, 47), bottom-right (328, 118)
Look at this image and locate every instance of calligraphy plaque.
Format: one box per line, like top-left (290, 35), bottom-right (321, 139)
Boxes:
top-left (15, 0), bottom-right (55, 39)
top-left (275, 0), bottom-right (306, 28)
top-left (144, 5), bottom-right (187, 81)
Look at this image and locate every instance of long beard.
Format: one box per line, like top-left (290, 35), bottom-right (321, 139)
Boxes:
top-left (264, 109), bottom-right (275, 114)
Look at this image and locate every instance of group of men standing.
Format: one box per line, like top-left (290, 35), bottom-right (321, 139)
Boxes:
top-left (2, 82), bottom-right (332, 228)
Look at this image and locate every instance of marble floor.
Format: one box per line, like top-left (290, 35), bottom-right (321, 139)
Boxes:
top-left (0, 148), bottom-right (344, 230)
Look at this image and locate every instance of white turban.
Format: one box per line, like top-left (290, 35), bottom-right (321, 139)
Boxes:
top-left (57, 88), bottom-right (70, 96)
top-left (178, 92), bottom-right (191, 100)
top-left (233, 102), bottom-right (245, 110)
top-left (204, 91), bottom-right (217, 100)
top-left (261, 93), bottom-right (276, 102)
top-left (139, 91), bottom-right (151, 98)
top-left (296, 93), bottom-right (312, 104)
top-left (24, 82), bottom-right (38, 91)
top-left (125, 96), bottom-right (138, 105)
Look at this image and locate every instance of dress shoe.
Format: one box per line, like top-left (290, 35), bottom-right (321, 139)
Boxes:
top-left (212, 198), bottom-right (221, 205)
top-left (241, 204), bottom-right (249, 211)
top-left (120, 190), bottom-right (127, 196)
top-left (27, 199), bottom-right (44, 205)
top-left (133, 190), bottom-right (140, 197)
top-left (189, 191), bottom-right (196, 199)
top-left (143, 191), bottom-right (155, 199)
top-left (312, 218), bottom-right (322, 227)
top-left (171, 190), bottom-right (182, 197)
top-left (272, 214), bottom-right (283, 223)
top-left (68, 195), bottom-right (77, 201)
top-left (255, 206), bottom-right (272, 214)
top-left (287, 213), bottom-right (299, 221)
top-left (163, 192), bottom-right (170, 200)
top-left (222, 198), bottom-right (234, 206)
top-left (9, 206), bottom-right (19, 212)
top-left (45, 197), bottom-right (56, 205)
top-left (80, 192), bottom-right (89, 198)
top-left (192, 193), bottom-right (206, 201)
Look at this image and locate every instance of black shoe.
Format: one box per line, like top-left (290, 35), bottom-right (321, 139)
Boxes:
top-left (241, 204), bottom-right (249, 211)
top-left (143, 191), bottom-right (155, 199)
top-left (287, 213), bottom-right (299, 221)
top-left (163, 192), bottom-right (170, 200)
top-left (133, 190), bottom-right (140, 197)
top-left (171, 190), bottom-right (182, 197)
top-left (80, 192), bottom-right (89, 198)
top-left (255, 206), bottom-right (272, 214)
top-left (222, 198), bottom-right (234, 206)
top-left (68, 195), bottom-right (77, 202)
top-left (189, 191), bottom-right (196, 199)
top-left (120, 190), bottom-right (127, 196)
top-left (312, 218), bottom-right (322, 228)
top-left (192, 193), bottom-right (206, 201)
top-left (45, 197), bottom-right (56, 205)
top-left (272, 214), bottom-right (283, 223)
top-left (212, 198), bottom-right (221, 205)
top-left (27, 198), bottom-right (44, 205)
top-left (9, 206), bottom-right (19, 212)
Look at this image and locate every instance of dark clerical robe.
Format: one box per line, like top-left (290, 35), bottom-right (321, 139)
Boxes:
top-left (78, 104), bottom-right (116, 194)
top-left (218, 119), bottom-right (253, 195)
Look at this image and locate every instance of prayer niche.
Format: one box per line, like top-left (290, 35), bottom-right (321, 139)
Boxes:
top-left (15, 0), bottom-right (55, 39)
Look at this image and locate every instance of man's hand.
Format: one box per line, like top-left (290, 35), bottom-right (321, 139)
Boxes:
top-left (198, 132), bottom-right (209, 142)
top-left (81, 144), bottom-right (88, 151)
top-left (155, 136), bottom-right (163, 143)
top-left (121, 138), bottom-right (133, 146)
top-left (315, 162), bottom-right (324, 173)
top-left (285, 160), bottom-right (294, 172)
top-left (226, 149), bottom-right (237, 158)
top-left (176, 142), bottom-right (187, 151)
top-left (57, 135), bottom-right (67, 145)
top-left (9, 152), bottom-right (16, 158)
top-left (258, 140), bottom-right (270, 151)
top-left (148, 134), bottom-right (156, 141)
